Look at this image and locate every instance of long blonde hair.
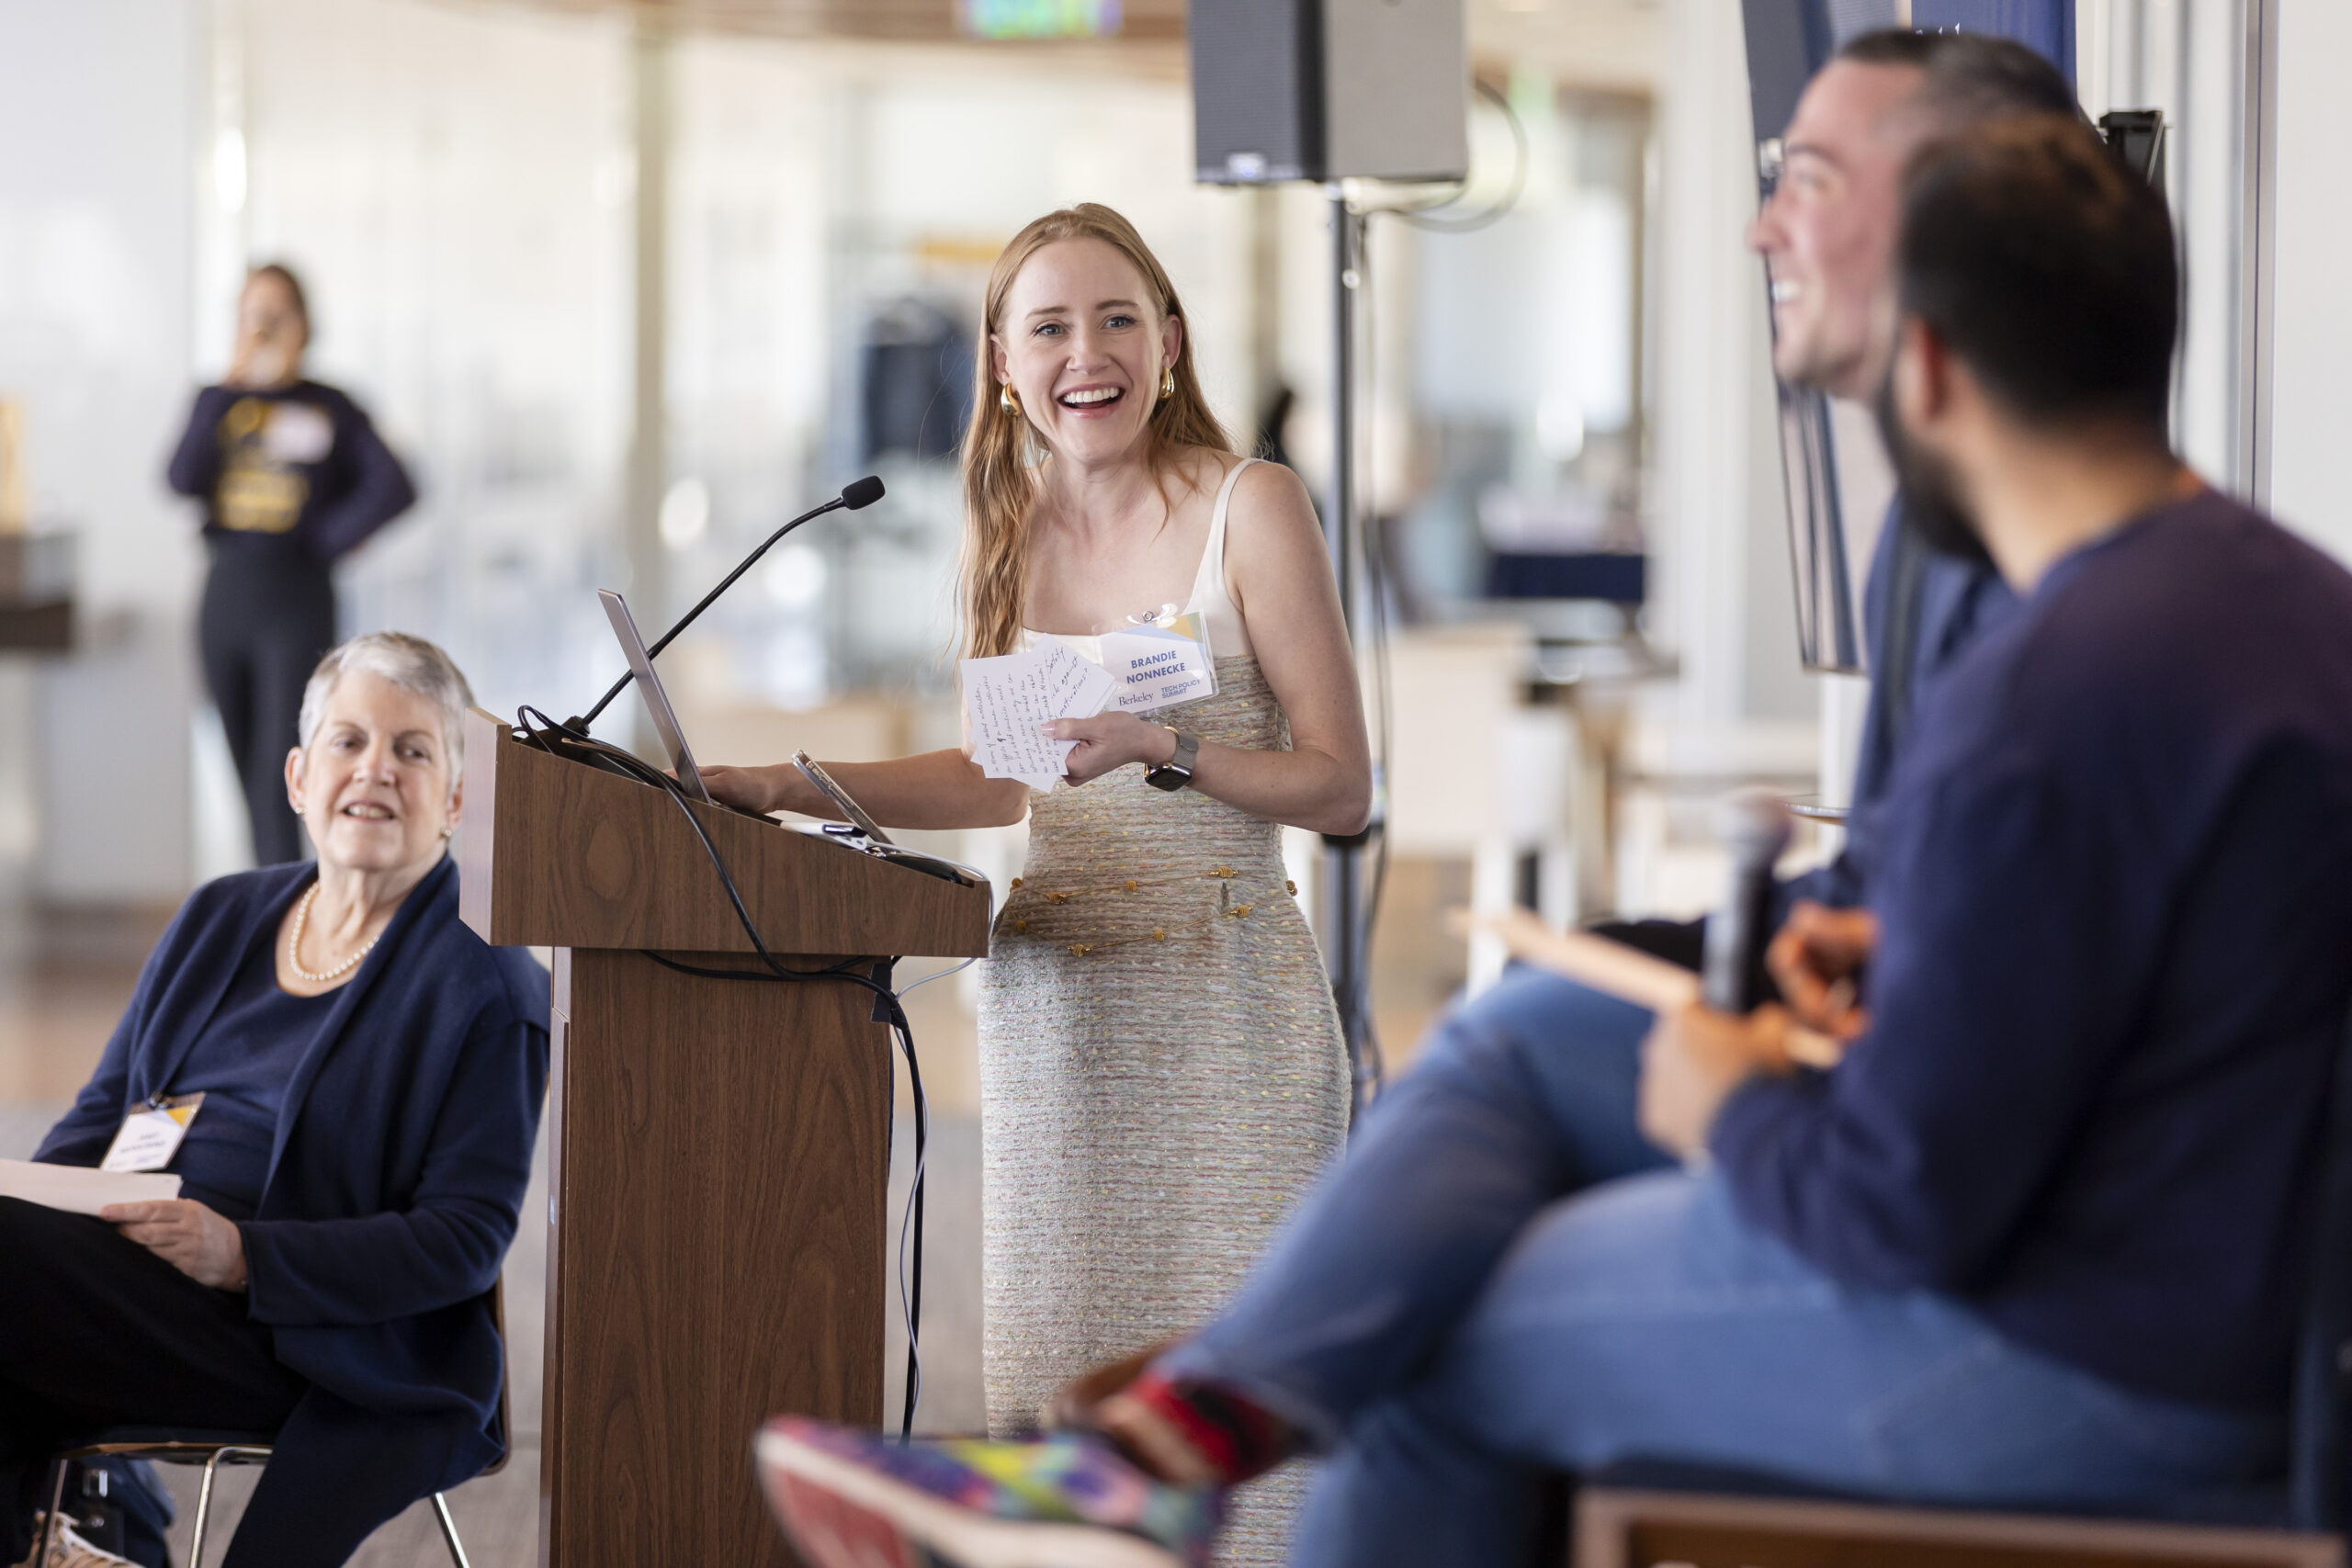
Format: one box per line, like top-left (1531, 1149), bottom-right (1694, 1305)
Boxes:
top-left (958, 203), bottom-right (1233, 659)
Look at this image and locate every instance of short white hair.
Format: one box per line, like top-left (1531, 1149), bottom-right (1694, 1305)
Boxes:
top-left (297, 632), bottom-right (475, 774)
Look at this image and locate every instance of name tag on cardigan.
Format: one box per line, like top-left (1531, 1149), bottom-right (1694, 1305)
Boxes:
top-left (101, 1093), bottom-right (205, 1173)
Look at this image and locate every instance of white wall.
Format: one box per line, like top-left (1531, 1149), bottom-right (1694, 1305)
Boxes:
top-left (1643, 0), bottom-right (1816, 781)
top-left (2264, 0), bottom-right (2352, 558)
top-left (662, 39), bottom-right (1261, 704)
top-left (0, 0), bottom-right (203, 902)
top-left (2075, 0), bottom-right (2256, 493)
top-left (0, 0), bottom-right (1838, 899)
top-left (220, 0), bottom-right (636, 731)
top-left (2081, 0), bottom-right (2352, 549)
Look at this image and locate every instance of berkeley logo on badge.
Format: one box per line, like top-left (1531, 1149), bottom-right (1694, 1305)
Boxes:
top-left (1100, 614), bottom-right (1216, 714)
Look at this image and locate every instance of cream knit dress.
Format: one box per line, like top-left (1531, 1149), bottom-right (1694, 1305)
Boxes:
top-left (978, 463), bottom-right (1350, 1564)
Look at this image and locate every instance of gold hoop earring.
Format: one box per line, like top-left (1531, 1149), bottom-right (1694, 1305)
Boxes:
top-left (1000, 384), bottom-right (1022, 419)
top-left (1159, 367), bottom-right (1175, 401)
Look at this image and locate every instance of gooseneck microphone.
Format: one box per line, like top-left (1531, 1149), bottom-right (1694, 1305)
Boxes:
top-left (1701, 789), bottom-right (1794, 1014)
top-left (567, 475), bottom-right (886, 735)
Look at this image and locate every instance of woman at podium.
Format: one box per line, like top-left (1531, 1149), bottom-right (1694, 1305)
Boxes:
top-left (1, 633), bottom-right (548, 1568)
top-left (699, 203), bottom-right (1371, 1561)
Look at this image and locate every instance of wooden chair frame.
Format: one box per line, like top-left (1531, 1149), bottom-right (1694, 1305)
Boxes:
top-left (1574, 1485), bottom-right (2346, 1568)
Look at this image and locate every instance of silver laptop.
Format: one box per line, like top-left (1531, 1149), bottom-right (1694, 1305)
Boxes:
top-left (597, 589), bottom-right (712, 804)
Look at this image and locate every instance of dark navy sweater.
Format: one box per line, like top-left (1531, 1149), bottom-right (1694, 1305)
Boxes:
top-left (166, 380), bottom-right (415, 562)
top-left (1713, 490), bottom-right (2352, 1411)
top-left (164, 924), bottom-right (329, 1220)
top-left (40, 858), bottom-right (547, 1496)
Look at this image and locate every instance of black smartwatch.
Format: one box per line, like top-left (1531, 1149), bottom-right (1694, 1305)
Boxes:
top-left (1145, 728), bottom-right (1200, 792)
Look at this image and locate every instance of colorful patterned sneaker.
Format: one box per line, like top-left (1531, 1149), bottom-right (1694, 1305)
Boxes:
top-left (754, 1418), bottom-right (1221, 1568)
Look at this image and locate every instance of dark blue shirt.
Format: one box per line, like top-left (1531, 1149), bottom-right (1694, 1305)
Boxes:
top-left (1713, 490), bottom-right (2352, 1411)
top-left (168, 923), bottom-right (331, 1220)
top-left (1783, 503), bottom-right (2020, 912)
top-left (1852, 507), bottom-right (2021, 808)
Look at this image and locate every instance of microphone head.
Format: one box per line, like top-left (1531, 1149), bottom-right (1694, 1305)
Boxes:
top-left (1714, 788), bottom-right (1794, 870)
top-left (841, 476), bottom-right (886, 511)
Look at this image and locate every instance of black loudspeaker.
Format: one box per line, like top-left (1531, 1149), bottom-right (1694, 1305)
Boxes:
top-left (1190, 0), bottom-right (1469, 186)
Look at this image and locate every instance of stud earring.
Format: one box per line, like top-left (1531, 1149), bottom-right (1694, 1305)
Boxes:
top-left (1000, 384), bottom-right (1023, 419)
top-left (1159, 366), bottom-right (1175, 401)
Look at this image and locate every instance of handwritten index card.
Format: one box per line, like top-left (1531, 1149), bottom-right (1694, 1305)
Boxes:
top-left (961, 637), bottom-right (1116, 791)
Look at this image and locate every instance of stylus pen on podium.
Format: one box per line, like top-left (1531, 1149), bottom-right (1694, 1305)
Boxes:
top-left (565, 475), bottom-right (886, 736)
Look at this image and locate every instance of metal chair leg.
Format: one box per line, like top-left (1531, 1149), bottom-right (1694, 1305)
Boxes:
top-left (189, 1449), bottom-right (230, 1568)
top-left (34, 1458), bottom-right (67, 1565)
top-left (430, 1492), bottom-right (471, 1568)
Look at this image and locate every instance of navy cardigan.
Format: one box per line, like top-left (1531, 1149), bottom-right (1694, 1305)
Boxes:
top-left (39, 856), bottom-right (548, 1489)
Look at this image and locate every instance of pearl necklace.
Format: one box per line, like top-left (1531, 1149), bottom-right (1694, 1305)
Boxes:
top-left (287, 881), bottom-right (379, 983)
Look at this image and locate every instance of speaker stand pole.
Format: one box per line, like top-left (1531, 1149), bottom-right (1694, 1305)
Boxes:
top-left (1322, 184), bottom-right (1370, 1109)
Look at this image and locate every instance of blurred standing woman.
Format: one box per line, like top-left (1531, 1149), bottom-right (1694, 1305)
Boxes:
top-left (701, 203), bottom-right (1368, 1562)
top-left (169, 264), bottom-right (416, 865)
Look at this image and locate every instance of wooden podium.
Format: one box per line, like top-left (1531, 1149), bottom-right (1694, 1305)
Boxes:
top-left (456, 710), bottom-right (990, 1568)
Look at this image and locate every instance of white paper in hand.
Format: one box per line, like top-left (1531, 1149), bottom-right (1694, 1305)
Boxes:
top-left (962, 638), bottom-right (1116, 790)
top-left (0, 1157), bottom-right (180, 1217)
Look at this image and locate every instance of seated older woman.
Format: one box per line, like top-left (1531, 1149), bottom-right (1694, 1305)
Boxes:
top-left (0, 632), bottom-right (548, 1568)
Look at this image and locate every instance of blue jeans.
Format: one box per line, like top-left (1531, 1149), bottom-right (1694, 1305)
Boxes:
top-left (1164, 967), bottom-right (2282, 1566)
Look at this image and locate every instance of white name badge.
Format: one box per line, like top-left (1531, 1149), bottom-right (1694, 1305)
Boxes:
top-left (262, 401), bottom-right (334, 465)
top-left (1101, 614), bottom-right (1216, 715)
top-left (100, 1093), bottom-right (205, 1174)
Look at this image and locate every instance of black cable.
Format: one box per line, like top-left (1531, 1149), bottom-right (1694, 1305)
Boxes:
top-left (1367, 80), bottom-right (1531, 235)
top-left (515, 708), bottom-right (867, 982)
top-left (1346, 209), bottom-right (1393, 1108)
top-left (514, 705), bottom-right (928, 1438)
top-left (1328, 77), bottom-right (1532, 1106)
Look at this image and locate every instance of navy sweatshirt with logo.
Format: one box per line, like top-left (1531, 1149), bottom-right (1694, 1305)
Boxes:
top-left (166, 380), bottom-right (414, 562)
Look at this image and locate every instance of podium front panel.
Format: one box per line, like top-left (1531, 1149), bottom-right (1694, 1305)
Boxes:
top-left (540, 947), bottom-right (888, 1568)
